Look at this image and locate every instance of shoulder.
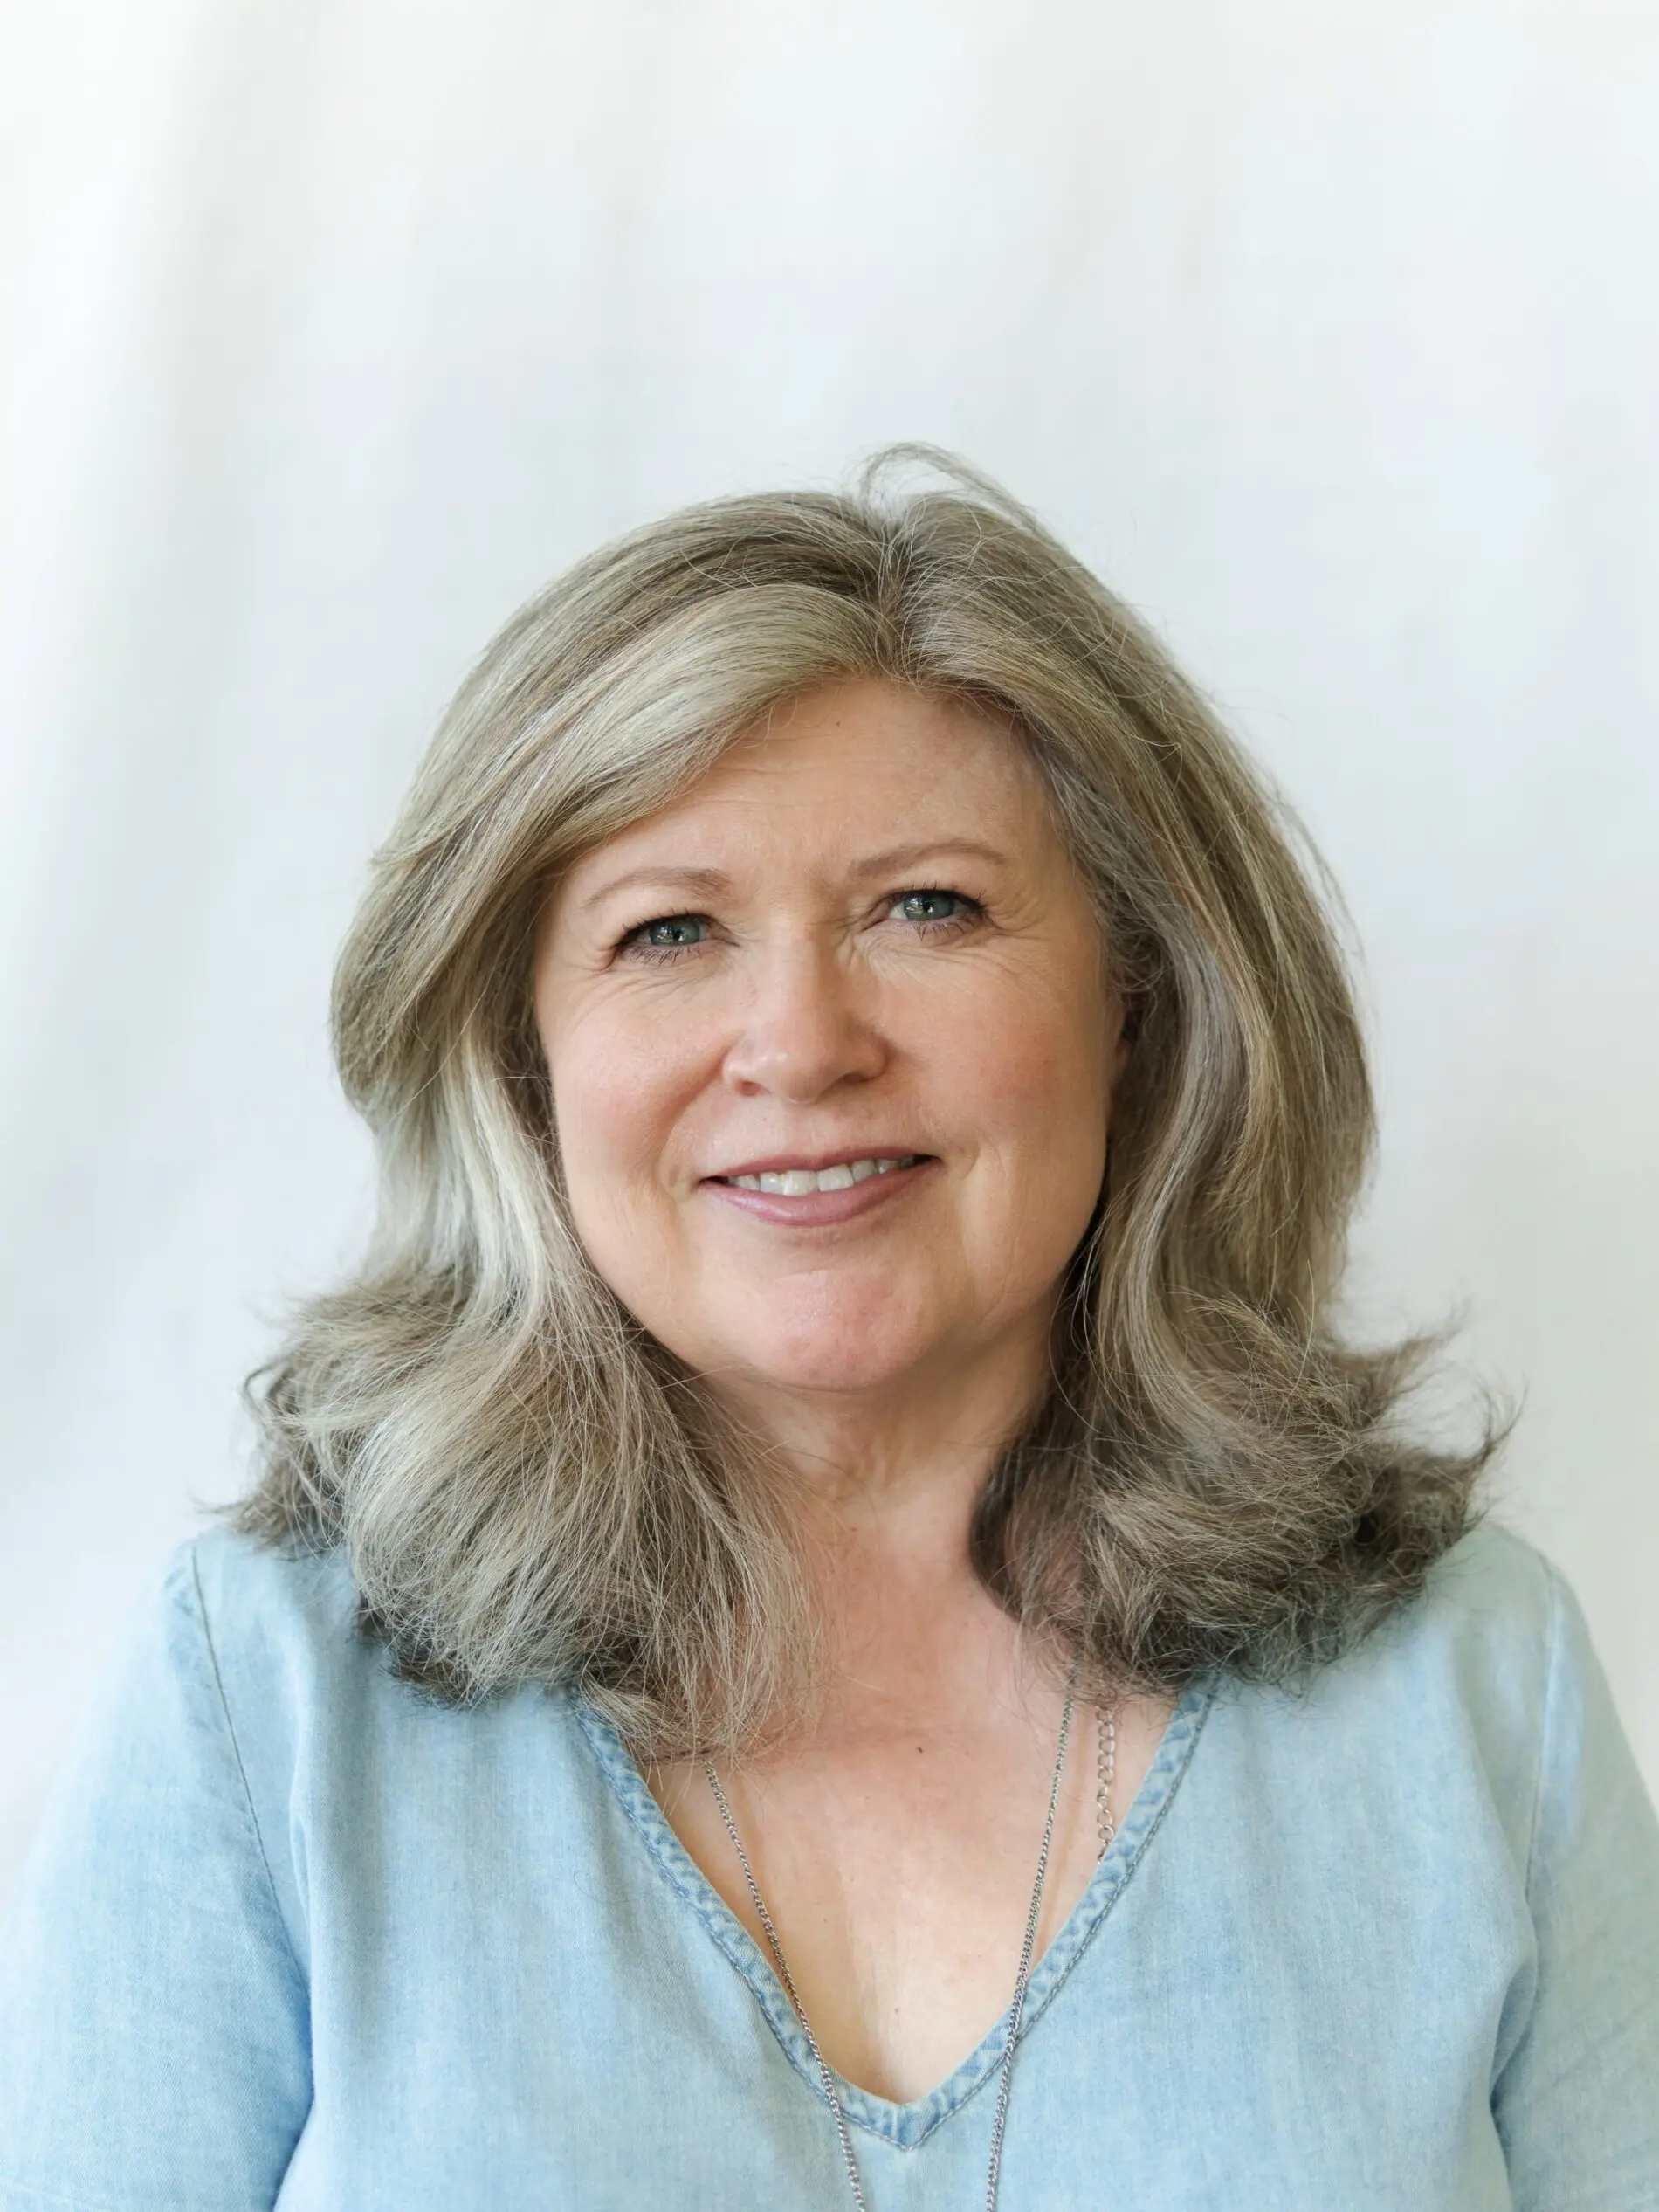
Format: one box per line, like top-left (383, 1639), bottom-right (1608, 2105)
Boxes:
top-left (1270, 1518), bottom-right (1618, 1853)
top-left (167, 1526), bottom-right (587, 1820)
top-left (1408, 1519), bottom-right (1658, 1864)
top-left (1398, 1514), bottom-right (1563, 1677)
top-left (42, 1525), bottom-right (364, 1774)
top-left (1325, 1516), bottom-right (1574, 1741)
top-left (107, 1526), bottom-right (398, 1816)
top-left (127, 1522), bottom-right (364, 1710)
top-left (1189, 1521), bottom-right (1651, 1936)
top-left (165, 1522), bottom-right (410, 1753)
top-left (1206, 1523), bottom-right (1573, 1825)
top-left (181, 1519), bottom-right (361, 1653)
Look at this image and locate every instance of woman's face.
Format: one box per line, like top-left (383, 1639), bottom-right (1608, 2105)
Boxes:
top-left (534, 679), bottom-right (1127, 1420)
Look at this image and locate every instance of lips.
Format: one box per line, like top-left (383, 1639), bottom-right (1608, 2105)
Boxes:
top-left (712, 1154), bottom-right (922, 1196)
top-left (701, 1150), bottom-right (935, 1223)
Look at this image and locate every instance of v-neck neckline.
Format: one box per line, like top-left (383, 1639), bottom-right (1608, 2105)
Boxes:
top-left (575, 1673), bottom-right (1215, 2151)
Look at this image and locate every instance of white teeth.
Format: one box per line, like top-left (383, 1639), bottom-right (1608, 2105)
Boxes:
top-left (728, 1156), bottom-right (916, 1195)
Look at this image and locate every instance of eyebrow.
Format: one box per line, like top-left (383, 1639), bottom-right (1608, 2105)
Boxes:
top-left (576, 840), bottom-right (1015, 915)
top-left (844, 838), bottom-right (1014, 879)
top-left (576, 865), bottom-right (734, 914)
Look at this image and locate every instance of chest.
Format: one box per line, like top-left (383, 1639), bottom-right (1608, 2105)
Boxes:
top-left (648, 1695), bottom-right (1168, 2104)
top-left (272, 1686), bottom-right (1534, 2211)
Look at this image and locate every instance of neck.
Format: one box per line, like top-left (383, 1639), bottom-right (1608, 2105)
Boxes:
top-left (719, 1320), bottom-right (1049, 1519)
top-left (711, 1327), bottom-right (1055, 1708)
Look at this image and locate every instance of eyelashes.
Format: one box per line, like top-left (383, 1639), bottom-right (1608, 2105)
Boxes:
top-left (887, 887), bottom-right (976, 928)
top-left (614, 887), bottom-right (987, 964)
top-left (621, 914), bottom-right (712, 957)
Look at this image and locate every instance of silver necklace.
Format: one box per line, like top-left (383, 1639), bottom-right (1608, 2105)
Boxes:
top-left (1097, 1700), bottom-right (1117, 1857)
top-left (704, 1686), bottom-right (1118, 2212)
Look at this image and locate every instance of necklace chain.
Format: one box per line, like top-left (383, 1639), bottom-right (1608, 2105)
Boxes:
top-left (704, 1685), bottom-right (1118, 2212)
top-left (1097, 1701), bottom-right (1118, 1857)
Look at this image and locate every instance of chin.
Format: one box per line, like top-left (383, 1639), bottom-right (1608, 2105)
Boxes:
top-left (734, 1343), bottom-right (926, 1399)
top-left (706, 1293), bottom-right (943, 1402)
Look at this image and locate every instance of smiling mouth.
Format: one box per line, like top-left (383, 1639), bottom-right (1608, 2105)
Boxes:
top-left (712, 1154), bottom-right (925, 1196)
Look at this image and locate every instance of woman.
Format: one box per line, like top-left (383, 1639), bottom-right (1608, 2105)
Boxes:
top-left (2, 452), bottom-right (1655, 2209)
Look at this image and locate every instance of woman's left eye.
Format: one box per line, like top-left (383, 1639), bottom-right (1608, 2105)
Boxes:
top-left (890, 889), bottom-right (978, 927)
top-left (618, 913), bottom-right (712, 959)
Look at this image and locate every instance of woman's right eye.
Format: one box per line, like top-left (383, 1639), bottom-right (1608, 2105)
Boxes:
top-left (619, 913), bottom-right (711, 958)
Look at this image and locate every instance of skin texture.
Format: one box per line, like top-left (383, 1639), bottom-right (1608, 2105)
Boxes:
top-left (535, 679), bottom-right (1173, 2104)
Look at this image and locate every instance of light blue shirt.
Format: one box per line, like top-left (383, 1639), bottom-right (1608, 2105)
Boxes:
top-left (2, 1520), bottom-right (1656, 2209)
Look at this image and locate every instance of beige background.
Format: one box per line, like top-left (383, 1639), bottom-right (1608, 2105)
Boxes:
top-left (3, 0), bottom-right (1656, 1904)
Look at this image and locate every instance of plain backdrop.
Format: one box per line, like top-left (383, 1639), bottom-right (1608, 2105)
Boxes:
top-left (3, 0), bottom-right (1656, 1905)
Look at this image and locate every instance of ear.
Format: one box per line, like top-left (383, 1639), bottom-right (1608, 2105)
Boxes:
top-left (1107, 988), bottom-right (1140, 1085)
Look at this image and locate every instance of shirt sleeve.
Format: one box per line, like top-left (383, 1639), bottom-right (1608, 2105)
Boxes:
top-left (1492, 1557), bottom-right (1659, 2211)
top-left (0, 1540), bottom-right (312, 2210)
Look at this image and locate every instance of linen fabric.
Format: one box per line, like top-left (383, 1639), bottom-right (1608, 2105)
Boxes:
top-left (1, 1520), bottom-right (1656, 2209)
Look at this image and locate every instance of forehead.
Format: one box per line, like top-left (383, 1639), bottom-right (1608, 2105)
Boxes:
top-left (710, 677), bottom-right (1030, 791)
top-left (563, 679), bottom-right (1057, 889)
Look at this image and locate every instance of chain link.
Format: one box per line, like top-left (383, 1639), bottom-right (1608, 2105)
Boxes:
top-left (1097, 1703), bottom-right (1118, 1857)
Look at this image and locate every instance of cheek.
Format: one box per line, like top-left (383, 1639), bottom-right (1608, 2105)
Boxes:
top-left (943, 982), bottom-right (1112, 1261)
top-left (956, 984), bottom-right (1111, 1158)
top-left (543, 1003), bottom-right (693, 1244)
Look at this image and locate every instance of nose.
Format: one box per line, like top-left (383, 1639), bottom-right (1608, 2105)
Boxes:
top-left (720, 939), bottom-right (887, 1103)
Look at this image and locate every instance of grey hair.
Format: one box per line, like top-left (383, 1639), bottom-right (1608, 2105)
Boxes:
top-left (238, 448), bottom-right (1502, 1753)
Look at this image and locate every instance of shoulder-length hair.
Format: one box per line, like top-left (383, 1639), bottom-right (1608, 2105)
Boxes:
top-left (240, 449), bottom-right (1499, 1753)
